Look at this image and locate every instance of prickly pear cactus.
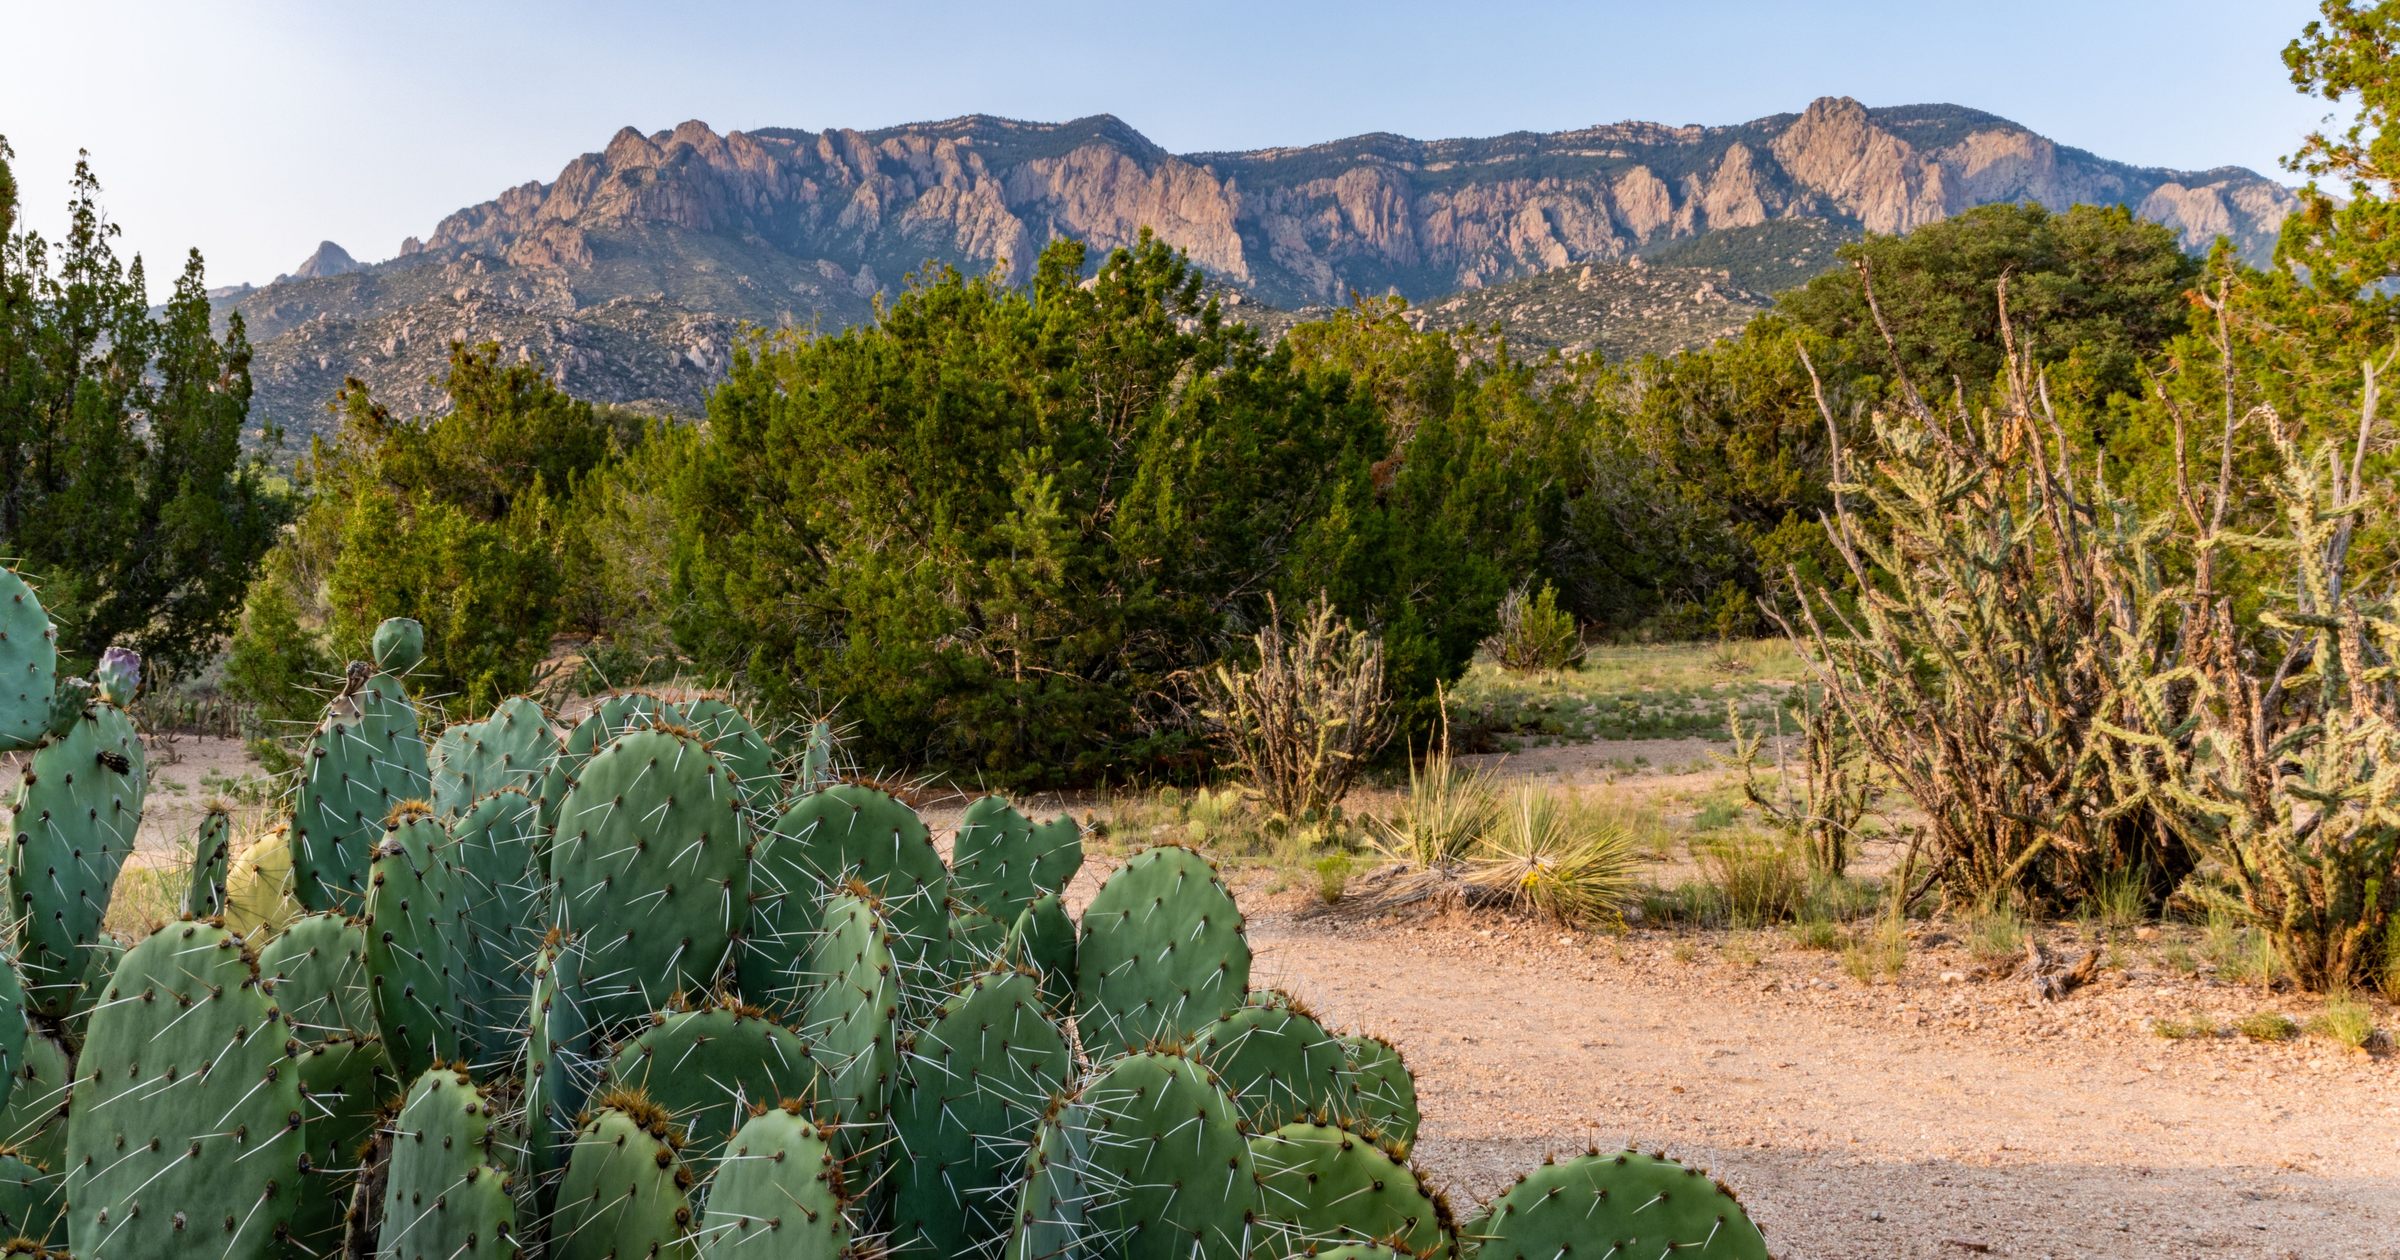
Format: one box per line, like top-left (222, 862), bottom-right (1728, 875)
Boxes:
top-left (751, 785), bottom-right (949, 1011)
top-left (694, 1103), bottom-right (848, 1260)
top-left (364, 806), bottom-right (468, 1079)
top-left (89, 648), bottom-right (137, 707)
top-left (1250, 1120), bottom-right (1450, 1259)
top-left (890, 968), bottom-right (1073, 1259)
top-left (1466, 1149), bottom-right (1768, 1260)
top-left (945, 902), bottom-right (1008, 975)
top-left (62, 931), bottom-right (126, 1046)
top-left (63, 921), bottom-right (303, 1259)
top-left (7, 685), bottom-right (145, 1016)
top-left (795, 890), bottom-right (898, 1161)
top-left (1338, 1035), bottom-right (1419, 1155)
top-left (524, 938), bottom-right (594, 1196)
top-left (0, 1028), bottom-right (71, 1187)
top-left (676, 697), bottom-right (780, 811)
top-left (0, 1150), bottom-right (60, 1249)
top-left (373, 617), bottom-right (425, 674)
top-left (289, 1032), bottom-right (393, 1253)
top-left (380, 1066), bottom-right (516, 1260)
top-left (223, 825), bottom-right (298, 937)
top-left (1074, 846), bottom-right (1248, 1053)
top-left (534, 691), bottom-right (666, 835)
top-left (548, 726), bottom-right (749, 1027)
top-left (430, 696), bottom-right (558, 819)
top-left (551, 1097), bottom-right (695, 1260)
top-left (600, 1001), bottom-right (821, 1169)
top-left (291, 649), bottom-right (428, 913)
top-left (1002, 890), bottom-right (1077, 1018)
top-left (0, 953), bottom-right (23, 1114)
top-left (1189, 992), bottom-right (1349, 1132)
top-left (1068, 1050), bottom-right (1260, 1260)
top-left (0, 569), bottom-right (57, 752)
top-left (259, 911), bottom-right (376, 1043)
top-left (181, 804), bottom-right (235, 918)
top-left (1006, 1097), bottom-right (1092, 1260)
top-left (951, 796), bottom-right (1083, 925)
top-left (448, 787), bottom-right (545, 1056)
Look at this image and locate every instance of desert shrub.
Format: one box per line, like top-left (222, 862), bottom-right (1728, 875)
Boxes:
top-left (1695, 833), bottom-right (1806, 927)
top-left (1368, 744), bottom-right (1499, 871)
top-left (1485, 581), bottom-right (1584, 673)
top-left (1965, 904), bottom-right (2028, 964)
top-left (1788, 915), bottom-right (1840, 951)
top-left (2305, 994), bottom-right (2377, 1049)
top-left (1314, 853), bottom-right (1354, 904)
top-left (2235, 1012), bottom-right (2299, 1042)
top-left (1467, 785), bottom-right (1638, 926)
top-left (221, 548), bottom-right (332, 773)
top-left (1723, 695), bottom-right (1868, 877)
top-left (1196, 594), bottom-right (1397, 825)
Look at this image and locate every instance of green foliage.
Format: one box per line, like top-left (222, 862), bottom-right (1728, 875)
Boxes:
top-left (221, 547), bottom-right (331, 772)
top-left (0, 141), bottom-right (288, 678)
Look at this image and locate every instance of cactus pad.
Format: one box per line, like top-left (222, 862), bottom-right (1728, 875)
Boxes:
top-left (0, 1030), bottom-right (70, 1186)
top-left (890, 968), bottom-right (1072, 1259)
top-left (448, 787), bottom-right (546, 1057)
top-left (754, 786), bottom-right (949, 1011)
top-left (524, 939), bottom-right (595, 1193)
top-left (430, 696), bottom-right (558, 819)
top-left (1250, 1120), bottom-right (1449, 1259)
top-left (693, 1103), bottom-right (848, 1260)
top-left (8, 700), bottom-right (145, 1016)
top-left (223, 827), bottom-right (298, 937)
top-left (675, 697), bottom-right (780, 812)
top-left (1001, 891), bottom-right (1077, 1018)
top-left (1074, 846), bottom-right (1248, 1053)
top-left (951, 797), bottom-right (1082, 925)
top-left (0, 570), bottom-right (56, 752)
top-left (290, 1033), bottom-right (394, 1253)
top-left (551, 1100), bottom-right (695, 1260)
top-left (181, 805), bottom-right (235, 919)
top-left (1337, 1036), bottom-right (1419, 1155)
top-left (373, 617), bottom-right (425, 674)
top-left (291, 668), bottom-right (427, 912)
top-left (795, 891), bottom-right (898, 1160)
top-left (1189, 993), bottom-right (1349, 1132)
top-left (1467, 1149), bottom-right (1767, 1260)
top-left (534, 691), bottom-right (665, 834)
top-left (1069, 1050), bottom-right (1259, 1260)
top-left (0, 955), bottom-right (23, 1115)
top-left (259, 911), bottom-right (375, 1043)
top-left (548, 726), bottom-right (749, 1026)
top-left (63, 921), bottom-right (303, 1259)
top-left (600, 1001), bottom-right (821, 1170)
top-left (365, 809), bottom-right (468, 1079)
top-left (380, 1067), bottom-right (515, 1260)
top-left (0, 1151), bottom-right (60, 1248)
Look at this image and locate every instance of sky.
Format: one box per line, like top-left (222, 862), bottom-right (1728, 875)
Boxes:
top-left (0, 0), bottom-right (2344, 299)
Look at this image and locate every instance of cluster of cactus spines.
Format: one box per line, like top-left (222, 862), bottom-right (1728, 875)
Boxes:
top-left (63, 921), bottom-right (302, 1259)
top-left (1464, 1149), bottom-right (1768, 1260)
top-left (8, 658), bottom-right (145, 1016)
top-left (0, 569), bottom-right (58, 752)
top-left (1189, 991), bottom-right (1349, 1132)
top-left (534, 691), bottom-right (664, 835)
top-left (797, 889), bottom-right (900, 1164)
top-left (430, 694), bottom-right (561, 819)
top-left (600, 999), bottom-right (822, 1170)
top-left (292, 1033), bottom-right (395, 1252)
top-left (366, 804), bottom-right (470, 1078)
top-left (890, 967), bottom-right (1073, 1259)
top-left (1074, 845), bottom-right (1249, 1054)
top-left (449, 786), bottom-right (546, 1056)
top-left (259, 911), bottom-right (376, 1042)
top-left (694, 1102), bottom-right (850, 1259)
top-left (379, 1066), bottom-right (517, 1260)
top-left (1064, 1050), bottom-right (1259, 1260)
top-left (679, 696), bottom-right (780, 812)
top-left (181, 803), bottom-right (235, 918)
top-left (1002, 891), bottom-right (1078, 1019)
top-left (758, 785), bottom-right (952, 1012)
top-left (292, 622), bottom-right (431, 912)
top-left (551, 1093), bottom-right (696, 1260)
top-left (1338, 1035), bottom-right (1420, 1156)
top-left (549, 724), bottom-right (750, 1026)
top-left (1251, 1119), bottom-right (1450, 1260)
top-left (951, 797), bottom-right (1084, 926)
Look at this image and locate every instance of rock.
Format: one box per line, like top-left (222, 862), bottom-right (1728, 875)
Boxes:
top-left (1942, 972), bottom-right (1967, 984)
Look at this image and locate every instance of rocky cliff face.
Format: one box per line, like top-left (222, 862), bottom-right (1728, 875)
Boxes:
top-left (224, 98), bottom-right (2295, 436)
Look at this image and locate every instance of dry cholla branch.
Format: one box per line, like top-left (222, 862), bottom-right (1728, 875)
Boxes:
top-left (1196, 594), bottom-right (1397, 825)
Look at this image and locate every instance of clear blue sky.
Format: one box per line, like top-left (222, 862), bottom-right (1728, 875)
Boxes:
top-left (0, 0), bottom-right (2341, 298)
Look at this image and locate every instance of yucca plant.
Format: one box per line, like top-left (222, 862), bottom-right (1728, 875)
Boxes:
top-left (1367, 743), bottom-right (1500, 874)
top-left (1464, 784), bottom-right (1638, 926)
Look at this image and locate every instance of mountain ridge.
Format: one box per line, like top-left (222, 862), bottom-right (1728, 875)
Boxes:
top-left (218, 97), bottom-right (2298, 435)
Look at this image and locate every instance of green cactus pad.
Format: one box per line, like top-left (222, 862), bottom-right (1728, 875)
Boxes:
top-left (259, 911), bottom-right (376, 1043)
top-left (0, 955), bottom-right (23, 1115)
top-left (1074, 846), bottom-right (1249, 1053)
top-left (181, 806), bottom-right (235, 919)
top-left (752, 786), bottom-right (949, 1012)
top-left (1251, 1121), bottom-right (1450, 1259)
top-left (365, 809), bottom-right (469, 1079)
top-left (429, 696), bottom-right (558, 819)
top-left (1070, 1050), bottom-right (1260, 1260)
top-left (951, 796), bottom-right (1083, 925)
top-left (600, 1001), bottom-right (822, 1170)
top-left (890, 968), bottom-right (1073, 1259)
top-left (524, 940), bottom-right (595, 1196)
top-left (373, 617), bottom-right (426, 674)
top-left (795, 891), bottom-right (898, 1161)
top-left (380, 1066), bottom-right (516, 1259)
top-left (945, 902), bottom-right (1008, 976)
top-left (291, 1034), bottom-right (395, 1254)
top-left (1468, 1150), bottom-right (1768, 1260)
top-left (1002, 891), bottom-right (1077, 1018)
top-left (8, 701), bottom-right (145, 1015)
top-left (551, 1101), bottom-right (696, 1260)
top-left (1337, 1036), bottom-right (1419, 1156)
top-left (693, 1104), bottom-right (849, 1260)
top-left (534, 691), bottom-right (666, 835)
top-left (0, 1029), bottom-right (71, 1184)
top-left (0, 570), bottom-right (57, 753)
top-left (62, 932), bottom-right (126, 1047)
top-left (448, 787), bottom-right (545, 1057)
top-left (0, 1151), bottom-right (60, 1248)
top-left (63, 921), bottom-right (303, 1259)
top-left (675, 697), bottom-right (781, 811)
top-left (1005, 1098), bottom-right (1092, 1260)
top-left (1300, 1245), bottom-right (1413, 1260)
top-left (1189, 993), bottom-right (1350, 1132)
top-left (548, 726), bottom-right (749, 1027)
top-left (291, 670), bottom-right (427, 912)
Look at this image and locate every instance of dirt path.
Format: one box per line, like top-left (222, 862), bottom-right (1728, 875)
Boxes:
top-left (1236, 899), bottom-right (2399, 1260)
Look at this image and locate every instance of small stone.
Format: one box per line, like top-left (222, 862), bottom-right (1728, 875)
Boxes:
top-left (1941, 971), bottom-right (1966, 985)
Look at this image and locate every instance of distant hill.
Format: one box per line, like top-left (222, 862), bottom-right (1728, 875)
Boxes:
top-left (218, 97), bottom-right (2296, 436)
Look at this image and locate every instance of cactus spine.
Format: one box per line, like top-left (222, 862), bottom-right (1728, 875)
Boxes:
top-left (1074, 846), bottom-right (1249, 1053)
top-left (693, 1104), bottom-right (848, 1260)
top-left (291, 620), bottom-right (430, 912)
top-left (7, 668), bottom-right (145, 1016)
top-left (0, 569), bottom-right (57, 752)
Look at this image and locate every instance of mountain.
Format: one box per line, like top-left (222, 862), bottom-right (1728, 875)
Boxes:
top-left (285, 240), bottom-right (364, 280)
top-left (221, 97), bottom-right (2297, 436)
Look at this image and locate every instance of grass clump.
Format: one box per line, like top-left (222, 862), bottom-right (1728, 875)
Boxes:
top-left (2304, 993), bottom-right (2377, 1049)
top-left (2234, 1012), bottom-right (2300, 1042)
top-left (1368, 745), bottom-right (1498, 871)
top-left (1966, 904), bottom-right (2028, 964)
top-left (1313, 853), bottom-right (1354, 905)
top-left (2151, 1012), bottom-right (2219, 1040)
top-left (1695, 833), bottom-right (1805, 926)
top-left (1788, 914), bottom-right (1841, 951)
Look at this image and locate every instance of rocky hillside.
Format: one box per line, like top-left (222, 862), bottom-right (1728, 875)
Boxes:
top-left (223, 97), bottom-right (2296, 436)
